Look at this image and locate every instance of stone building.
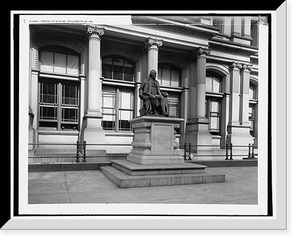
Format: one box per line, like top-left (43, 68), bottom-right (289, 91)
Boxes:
top-left (27, 15), bottom-right (267, 162)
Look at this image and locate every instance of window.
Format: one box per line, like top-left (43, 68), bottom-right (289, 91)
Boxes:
top-left (39, 78), bottom-right (79, 130)
top-left (249, 82), bottom-right (257, 100)
top-left (206, 76), bottom-right (221, 93)
top-left (206, 100), bottom-right (220, 133)
top-left (102, 88), bottom-right (116, 130)
top-left (119, 90), bottom-right (134, 131)
top-left (102, 87), bottom-right (134, 132)
top-left (40, 47), bottom-right (79, 76)
top-left (249, 82), bottom-right (258, 137)
top-left (38, 46), bottom-right (80, 131)
top-left (206, 73), bottom-right (223, 134)
top-left (102, 57), bottom-right (134, 81)
top-left (158, 64), bottom-right (181, 87)
top-left (249, 105), bottom-right (254, 131)
top-left (167, 94), bottom-right (180, 118)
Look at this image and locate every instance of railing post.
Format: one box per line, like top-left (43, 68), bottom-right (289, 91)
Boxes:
top-left (188, 143), bottom-right (192, 160)
top-left (225, 143), bottom-right (229, 160)
top-left (184, 143), bottom-right (187, 160)
top-left (248, 143), bottom-right (251, 158)
top-left (230, 143), bottom-right (233, 160)
top-left (76, 141), bottom-right (80, 163)
top-left (83, 140), bottom-right (87, 162)
top-left (251, 143), bottom-right (255, 158)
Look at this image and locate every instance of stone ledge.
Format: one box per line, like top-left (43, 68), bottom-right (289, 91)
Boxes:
top-left (111, 160), bottom-right (207, 176)
top-left (29, 162), bottom-right (111, 172)
top-left (100, 166), bottom-right (225, 188)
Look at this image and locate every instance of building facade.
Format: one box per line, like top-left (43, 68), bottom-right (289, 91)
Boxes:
top-left (28, 15), bottom-right (267, 162)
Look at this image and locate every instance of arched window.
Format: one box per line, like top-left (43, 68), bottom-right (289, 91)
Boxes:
top-left (158, 64), bottom-right (181, 87)
top-left (102, 56), bottom-right (135, 81)
top-left (38, 46), bottom-right (80, 130)
top-left (40, 46), bottom-right (80, 76)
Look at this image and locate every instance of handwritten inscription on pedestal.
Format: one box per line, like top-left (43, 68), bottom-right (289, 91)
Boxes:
top-left (152, 124), bottom-right (173, 154)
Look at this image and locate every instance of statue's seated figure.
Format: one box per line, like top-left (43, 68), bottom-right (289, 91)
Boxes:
top-left (139, 70), bottom-right (169, 116)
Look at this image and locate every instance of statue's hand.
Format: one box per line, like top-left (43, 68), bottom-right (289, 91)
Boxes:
top-left (162, 92), bottom-right (169, 97)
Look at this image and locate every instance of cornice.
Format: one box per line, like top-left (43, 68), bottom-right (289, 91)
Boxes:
top-left (132, 16), bottom-right (219, 38)
top-left (209, 38), bottom-right (258, 55)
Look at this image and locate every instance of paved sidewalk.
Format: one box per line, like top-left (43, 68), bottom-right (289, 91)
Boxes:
top-left (28, 167), bottom-right (257, 204)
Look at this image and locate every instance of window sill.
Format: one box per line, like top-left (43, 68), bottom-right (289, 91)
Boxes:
top-left (38, 129), bottom-right (79, 135)
top-left (206, 92), bottom-right (224, 98)
top-left (39, 72), bottom-right (80, 81)
top-left (102, 78), bottom-right (135, 87)
top-left (105, 131), bottom-right (134, 136)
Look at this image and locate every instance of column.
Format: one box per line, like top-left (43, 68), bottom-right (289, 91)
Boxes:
top-left (228, 62), bottom-right (241, 126)
top-left (82, 26), bottom-right (106, 147)
top-left (195, 47), bottom-right (210, 118)
top-left (86, 26), bottom-right (104, 119)
top-left (144, 37), bottom-right (163, 73)
top-left (240, 64), bottom-right (252, 125)
top-left (221, 75), bottom-right (230, 146)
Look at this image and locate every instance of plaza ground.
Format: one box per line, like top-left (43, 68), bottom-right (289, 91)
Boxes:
top-left (28, 166), bottom-right (257, 204)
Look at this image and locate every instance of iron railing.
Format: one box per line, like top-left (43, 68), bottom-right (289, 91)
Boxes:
top-left (182, 143), bottom-right (258, 161)
top-left (28, 141), bottom-right (131, 162)
top-left (29, 141), bottom-right (258, 162)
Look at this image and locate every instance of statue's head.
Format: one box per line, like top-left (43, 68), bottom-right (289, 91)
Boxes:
top-left (149, 70), bottom-right (157, 80)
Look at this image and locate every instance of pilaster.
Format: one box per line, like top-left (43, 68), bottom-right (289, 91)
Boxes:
top-left (227, 62), bottom-right (254, 146)
top-left (185, 47), bottom-right (212, 158)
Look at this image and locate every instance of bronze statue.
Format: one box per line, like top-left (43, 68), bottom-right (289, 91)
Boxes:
top-left (139, 70), bottom-right (169, 116)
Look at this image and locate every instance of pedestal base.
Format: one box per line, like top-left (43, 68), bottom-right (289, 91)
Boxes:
top-left (101, 116), bottom-right (225, 188)
top-left (101, 160), bottom-right (225, 188)
top-left (227, 124), bottom-right (254, 145)
top-left (127, 116), bottom-right (184, 165)
top-left (186, 118), bottom-right (213, 158)
top-left (81, 115), bottom-right (106, 150)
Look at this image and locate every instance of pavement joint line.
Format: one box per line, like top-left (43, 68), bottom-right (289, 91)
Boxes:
top-left (64, 172), bottom-right (72, 203)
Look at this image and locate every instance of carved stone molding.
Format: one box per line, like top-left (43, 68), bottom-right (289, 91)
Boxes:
top-left (229, 61), bottom-right (243, 70)
top-left (241, 63), bottom-right (253, 72)
top-left (35, 38), bottom-right (86, 75)
top-left (86, 26), bottom-right (105, 39)
top-left (143, 37), bottom-right (163, 51)
top-left (194, 47), bottom-right (211, 58)
top-left (230, 62), bottom-right (252, 71)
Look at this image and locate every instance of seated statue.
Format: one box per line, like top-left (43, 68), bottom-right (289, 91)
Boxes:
top-left (139, 70), bottom-right (169, 116)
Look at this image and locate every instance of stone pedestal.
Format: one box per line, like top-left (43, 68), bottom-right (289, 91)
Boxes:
top-left (127, 116), bottom-right (184, 165)
top-left (101, 116), bottom-right (225, 188)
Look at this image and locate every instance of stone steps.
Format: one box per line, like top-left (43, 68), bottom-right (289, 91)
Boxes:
top-left (111, 160), bottom-right (207, 176)
top-left (100, 160), bottom-right (225, 188)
